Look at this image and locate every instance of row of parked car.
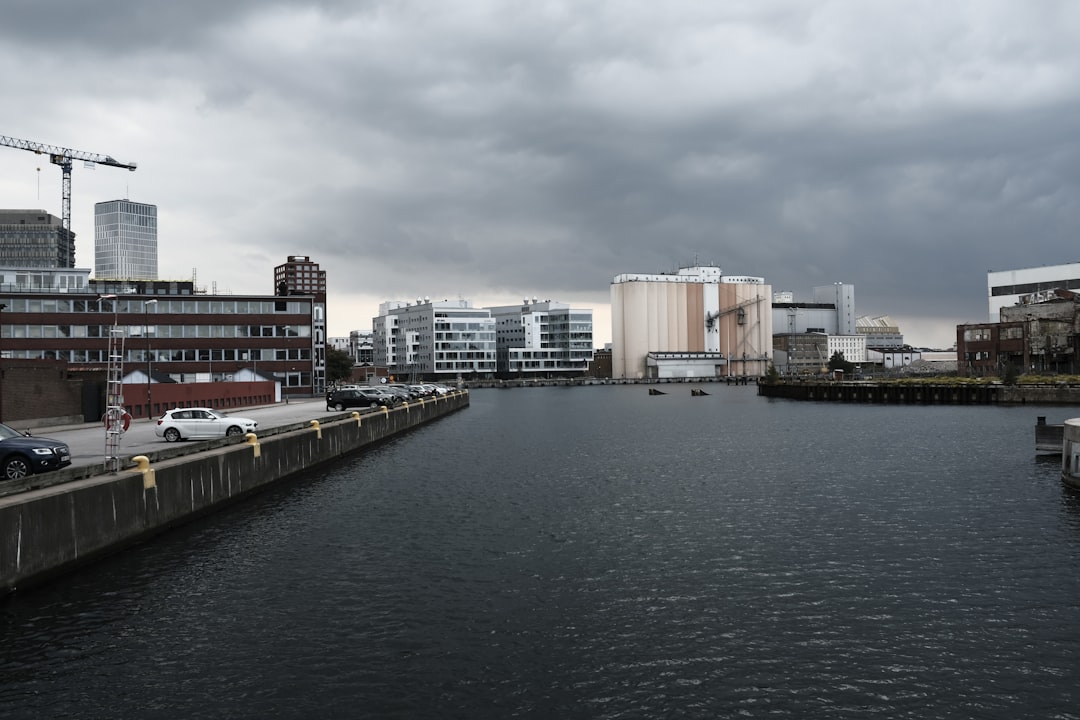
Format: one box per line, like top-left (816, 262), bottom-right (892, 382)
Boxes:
top-left (2, 383), bottom-right (461, 482)
top-left (325, 382), bottom-right (455, 411)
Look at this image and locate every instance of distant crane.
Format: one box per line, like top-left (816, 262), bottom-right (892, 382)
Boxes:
top-left (0, 134), bottom-right (136, 238)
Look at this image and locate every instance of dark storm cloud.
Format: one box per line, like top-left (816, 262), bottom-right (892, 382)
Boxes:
top-left (4, 1), bottom-right (1080, 345)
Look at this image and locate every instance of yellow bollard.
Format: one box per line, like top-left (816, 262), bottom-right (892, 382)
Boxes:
top-left (351, 411), bottom-right (362, 427)
top-left (309, 419), bottom-right (322, 439)
top-left (245, 432), bottom-right (261, 458)
top-left (132, 455), bottom-right (156, 490)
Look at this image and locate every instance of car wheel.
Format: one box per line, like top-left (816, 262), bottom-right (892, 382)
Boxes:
top-left (3, 455), bottom-right (31, 481)
top-left (226, 426), bottom-right (244, 437)
top-left (163, 427), bottom-right (181, 442)
top-left (335, 403), bottom-right (345, 411)
top-left (370, 401), bottom-right (379, 409)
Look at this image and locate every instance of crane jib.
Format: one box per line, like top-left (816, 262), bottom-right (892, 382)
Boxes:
top-left (1, 133), bottom-right (137, 234)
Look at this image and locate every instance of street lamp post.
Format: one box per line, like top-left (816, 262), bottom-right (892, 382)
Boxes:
top-left (144, 299), bottom-right (157, 419)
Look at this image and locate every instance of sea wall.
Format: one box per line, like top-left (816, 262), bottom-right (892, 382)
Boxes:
top-left (758, 382), bottom-right (1080, 405)
top-left (0, 392), bottom-right (469, 596)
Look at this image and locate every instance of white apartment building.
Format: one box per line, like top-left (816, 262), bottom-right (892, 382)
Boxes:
top-left (611, 266), bottom-right (773, 379)
top-left (827, 334), bottom-right (867, 364)
top-left (486, 299), bottom-right (594, 377)
top-left (987, 262), bottom-right (1080, 321)
top-left (372, 298), bottom-right (496, 380)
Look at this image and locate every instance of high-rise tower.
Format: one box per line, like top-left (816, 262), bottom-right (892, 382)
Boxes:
top-left (94, 199), bottom-right (158, 279)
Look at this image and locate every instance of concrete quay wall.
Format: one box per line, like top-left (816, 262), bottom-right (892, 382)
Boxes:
top-left (758, 382), bottom-right (1080, 405)
top-left (1, 393), bottom-right (469, 596)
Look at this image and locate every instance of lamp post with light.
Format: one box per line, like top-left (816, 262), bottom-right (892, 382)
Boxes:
top-left (144, 299), bottom-right (158, 419)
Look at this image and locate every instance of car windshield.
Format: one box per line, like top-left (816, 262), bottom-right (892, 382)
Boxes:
top-left (0, 423), bottom-right (25, 440)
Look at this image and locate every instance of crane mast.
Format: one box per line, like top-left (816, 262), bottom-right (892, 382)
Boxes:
top-left (0, 134), bottom-right (137, 239)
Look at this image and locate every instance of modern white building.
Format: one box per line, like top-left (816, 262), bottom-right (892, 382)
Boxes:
top-left (987, 262), bottom-right (1080, 321)
top-left (94, 199), bottom-right (157, 280)
top-left (611, 266), bottom-right (773, 379)
top-left (486, 299), bottom-right (593, 377)
top-left (372, 298), bottom-right (496, 380)
top-left (827, 334), bottom-right (867, 364)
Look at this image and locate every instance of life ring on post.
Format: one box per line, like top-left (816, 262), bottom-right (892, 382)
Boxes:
top-left (102, 411), bottom-right (132, 433)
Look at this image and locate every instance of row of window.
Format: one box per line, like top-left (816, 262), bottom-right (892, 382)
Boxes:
top-left (434, 362), bottom-right (497, 371)
top-left (1, 298), bottom-right (313, 314)
top-left (508, 360), bottom-right (589, 369)
top-left (509, 347), bottom-right (594, 356)
top-left (2, 325), bottom-right (311, 339)
top-left (5, 347), bottom-right (312, 363)
top-left (991, 278), bottom-right (1080, 296)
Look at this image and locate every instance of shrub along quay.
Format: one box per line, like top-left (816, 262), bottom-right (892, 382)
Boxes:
top-left (0, 391), bottom-right (469, 597)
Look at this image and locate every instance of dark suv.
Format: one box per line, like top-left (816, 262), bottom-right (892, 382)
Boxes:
top-left (326, 387), bottom-right (397, 411)
top-left (1, 423), bottom-right (72, 480)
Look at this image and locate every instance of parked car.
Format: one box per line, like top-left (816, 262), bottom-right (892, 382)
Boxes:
top-left (155, 408), bottom-right (258, 442)
top-left (0, 423), bottom-right (72, 480)
top-left (326, 387), bottom-right (397, 411)
top-left (386, 383), bottom-right (418, 400)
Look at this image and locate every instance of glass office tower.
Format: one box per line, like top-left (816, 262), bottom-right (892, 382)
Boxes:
top-left (94, 199), bottom-right (158, 280)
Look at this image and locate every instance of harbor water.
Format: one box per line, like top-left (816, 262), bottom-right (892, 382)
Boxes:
top-left (2, 385), bottom-right (1079, 719)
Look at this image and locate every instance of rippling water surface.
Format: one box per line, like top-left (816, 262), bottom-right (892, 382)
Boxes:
top-left (3, 386), bottom-right (1080, 719)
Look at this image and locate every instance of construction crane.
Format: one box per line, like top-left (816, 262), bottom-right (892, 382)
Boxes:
top-left (0, 134), bottom-right (136, 237)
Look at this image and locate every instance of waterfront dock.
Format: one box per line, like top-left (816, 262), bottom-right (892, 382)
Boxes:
top-left (758, 381), bottom-right (1080, 405)
top-left (1, 391), bottom-right (469, 597)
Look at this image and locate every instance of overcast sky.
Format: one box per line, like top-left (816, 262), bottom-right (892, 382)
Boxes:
top-left (3, 1), bottom-right (1079, 348)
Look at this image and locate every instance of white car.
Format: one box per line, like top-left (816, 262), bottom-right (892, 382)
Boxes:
top-left (155, 408), bottom-right (258, 442)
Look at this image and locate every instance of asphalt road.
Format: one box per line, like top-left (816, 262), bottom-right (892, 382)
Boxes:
top-left (28, 399), bottom-right (353, 471)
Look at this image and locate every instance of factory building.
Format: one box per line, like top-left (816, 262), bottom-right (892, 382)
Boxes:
top-left (988, 262), bottom-right (1080, 321)
top-left (610, 266), bottom-right (772, 379)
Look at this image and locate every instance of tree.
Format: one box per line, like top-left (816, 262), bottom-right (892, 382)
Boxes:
top-left (325, 347), bottom-right (355, 384)
top-left (828, 351), bottom-right (856, 375)
top-left (764, 362), bottom-right (780, 385)
top-left (1001, 362), bottom-right (1020, 386)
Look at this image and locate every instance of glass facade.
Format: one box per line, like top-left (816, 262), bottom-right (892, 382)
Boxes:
top-left (95, 200), bottom-right (158, 280)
